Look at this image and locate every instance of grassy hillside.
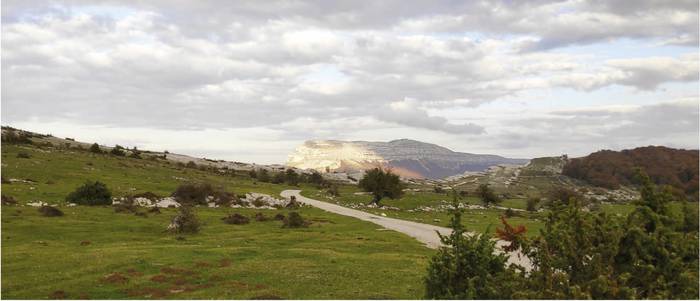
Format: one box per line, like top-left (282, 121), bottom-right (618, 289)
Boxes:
top-left (1, 141), bottom-right (434, 299)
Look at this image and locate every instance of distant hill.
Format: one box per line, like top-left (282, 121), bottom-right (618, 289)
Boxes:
top-left (562, 146), bottom-right (699, 199)
top-left (286, 139), bottom-right (529, 179)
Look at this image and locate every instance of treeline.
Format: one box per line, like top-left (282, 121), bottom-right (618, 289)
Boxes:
top-left (249, 168), bottom-right (335, 190)
top-left (563, 146), bottom-right (698, 199)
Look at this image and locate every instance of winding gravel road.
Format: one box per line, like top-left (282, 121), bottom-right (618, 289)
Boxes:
top-left (281, 190), bottom-right (531, 269)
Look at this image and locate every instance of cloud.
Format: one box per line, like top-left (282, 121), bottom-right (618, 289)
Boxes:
top-left (0, 1), bottom-right (697, 163)
top-left (376, 99), bottom-right (485, 134)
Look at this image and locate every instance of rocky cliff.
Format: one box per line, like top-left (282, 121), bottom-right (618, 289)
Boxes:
top-left (287, 139), bottom-right (529, 179)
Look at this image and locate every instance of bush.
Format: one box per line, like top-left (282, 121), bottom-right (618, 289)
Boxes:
top-left (271, 172), bottom-right (285, 184)
top-left (185, 161), bottom-right (197, 168)
top-left (283, 212), bottom-right (308, 228)
top-left (89, 143), bottom-right (102, 154)
top-left (475, 184), bottom-right (500, 207)
top-left (66, 181), bottom-right (112, 205)
top-left (168, 205), bottom-right (200, 234)
top-left (38, 205), bottom-right (64, 217)
top-left (254, 212), bottom-right (269, 222)
top-left (526, 197), bottom-right (540, 212)
top-left (424, 192), bottom-right (519, 299)
top-left (172, 183), bottom-right (214, 205)
top-left (16, 152), bottom-right (31, 159)
top-left (1, 176), bottom-right (10, 184)
top-left (251, 197), bottom-right (265, 207)
top-left (327, 184), bottom-right (340, 197)
top-left (504, 208), bottom-right (516, 218)
top-left (2, 194), bottom-right (18, 205)
top-left (110, 145), bottom-right (126, 156)
top-left (1, 130), bottom-right (32, 144)
top-left (274, 213), bottom-right (286, 221)
top-left (222, 213), bottom-right (250, 225)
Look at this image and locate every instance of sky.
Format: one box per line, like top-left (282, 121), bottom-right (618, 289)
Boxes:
top-left (1, 0), bottom-right (698, 164)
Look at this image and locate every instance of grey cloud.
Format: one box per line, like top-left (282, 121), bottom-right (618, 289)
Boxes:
top-left (375, 99), bottom-right (485, 135)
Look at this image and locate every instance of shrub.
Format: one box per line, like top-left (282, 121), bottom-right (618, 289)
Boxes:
top-left (114, 202), bottom-right (136, 213)
top-left (526, 197), bottom-right (540, 212)
top-left (89, 143), bottom-right (102, 154)
top-left (66, 181), bottom-right (112, 205)
top-left (257, 169), bottom-right (270, 182)
top-left (185, 161), bottom-right (197, 168)
top-left (168, 205), bottom-right (200, 234)
top-left (16, 152), bottom-right (31, 159)
top-left (148, 207), bottom-right (161, 214)
top-left (424, 192), bottom-right (519, 299)
top-left (274, 213), bottom-right (286, 221)
top-left (251, 197), bottom-right (265, 207)
top-left (2, 195), bottom-right (17, 205)
top-left (283, 212), bottom-right (308, 228)
top-left (254, 212), bottom-right (269, 222)
top-left (475, 184), bottom-right (500, 207)
top-left (547, 187), bottom-right (582, 207)
top-left (504, 208), bottom-right (516, 218)
top-left (110, 145), bottom-right (126, 156)
top-left (222, 213), bottom-right (250, 225)
top-left (328, 184), bottom-right (340, 197)
top-left (172, 183), bottom-right (214, 205)
top-left (271, 172), bottom-right (285, 184)
top-left (1, 176), bottom-right (11, 184)
top-left (433, 185), bottom-right (445, 194)
top-left (1, 130), bottom-right (32, 144)
top-left (38, 205), bottom-right (64, 217)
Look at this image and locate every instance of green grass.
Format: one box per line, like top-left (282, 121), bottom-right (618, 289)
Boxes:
top-left (1, 206), bottom-right (433, 299)
top-left (1, 144), bottom-right (309, 204)
top-left (1, 142), bottom-right (435, 299)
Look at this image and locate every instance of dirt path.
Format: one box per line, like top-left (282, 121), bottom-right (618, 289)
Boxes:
top-left (281, 190), bottom-right (531, 269)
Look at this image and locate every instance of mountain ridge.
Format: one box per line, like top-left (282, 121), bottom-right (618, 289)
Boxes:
top-left (287, 139), bottom-right (529, 179)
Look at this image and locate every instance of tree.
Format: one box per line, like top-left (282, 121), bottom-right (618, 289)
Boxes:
top-left (424, 191), bottom-right (520, 299)
top-left (285, 169), bottom-right (299, 186)
top-left (358, 168), bottom-right (404, 206)
top-left (526, 197), bottom-right (540, 212)
top-left (475, 184), bottom-right (500, 207)
top-left (257, 169), bottom-right (270, 182)
top-left (89, 143), bottom-right (102, 154)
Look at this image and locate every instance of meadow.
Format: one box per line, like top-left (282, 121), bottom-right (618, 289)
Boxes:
top-left (1, 143), bottom-right (432, 299)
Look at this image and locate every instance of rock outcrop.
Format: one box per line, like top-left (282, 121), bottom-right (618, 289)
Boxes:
top-left (287, 139), bottom-right (529, 179)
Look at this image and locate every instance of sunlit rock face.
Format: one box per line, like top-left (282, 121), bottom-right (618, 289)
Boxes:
top-left (287, 139), bottom-right (529, 179)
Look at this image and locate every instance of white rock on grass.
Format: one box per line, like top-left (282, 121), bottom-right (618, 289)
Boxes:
top-left (26, 201), bottom-right (48, 207)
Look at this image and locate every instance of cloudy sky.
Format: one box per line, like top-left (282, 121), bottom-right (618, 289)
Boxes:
top-left (2, 0), bottom-right (698, 164)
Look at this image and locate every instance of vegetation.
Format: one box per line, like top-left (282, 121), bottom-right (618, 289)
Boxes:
top-left (282, 212), bottom-right (307, 228)
top-left (424, 193), bottom-right (519, 299)
top-left (38, 205), bottom-right (64, 217)
top-left (110, 145), bottom-right (126, 156)
top-left (563, 146), bottom-right (699, 199)
top-left (2, 206), bottom-right (431, 299)
top-left (222, 213), bottom-right (250, 225)
top-left (475, 184), bottom-right (500, 207)
top-left (65, 181), bottom-right (112, 205)
top-left (425, 171), bottom-right (699, 299)
top-left (89, 143), bottom-right (102, 154)
top-left (358, 168), bottom-right (404, 206)
top-left (167, 205), bottom-right (201, 234)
